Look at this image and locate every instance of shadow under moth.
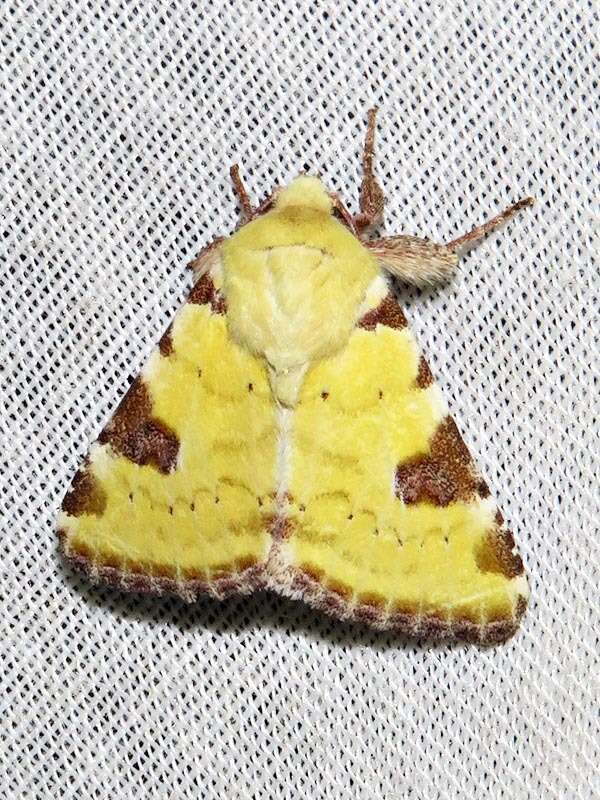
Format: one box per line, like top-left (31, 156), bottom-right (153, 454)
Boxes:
top-left (59, 109), bottom-right (532, 644)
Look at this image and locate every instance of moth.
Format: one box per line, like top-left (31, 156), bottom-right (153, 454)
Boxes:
top-left (59, 109), bottom-right (532, 644)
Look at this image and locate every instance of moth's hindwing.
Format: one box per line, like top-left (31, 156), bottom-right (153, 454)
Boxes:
top-left (268, 280), bottom-right (528, 644)
top-left (58, 273), bottom-right (278, 600)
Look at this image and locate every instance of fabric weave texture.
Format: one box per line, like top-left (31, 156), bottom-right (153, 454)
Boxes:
top-left (1, 2), bottom-right (598, 798)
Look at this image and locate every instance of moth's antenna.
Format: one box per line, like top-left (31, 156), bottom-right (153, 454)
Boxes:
top-left (446, 197), bottom-right (535, 251)
top-left (230, 164), bottom-right (254, 222)
top-left (362, 107), bottom-right (378, 185)
top-left (355, 107), bottom-right (385, 233)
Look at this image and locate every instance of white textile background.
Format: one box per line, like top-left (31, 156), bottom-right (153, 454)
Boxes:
top-left (1, 2), bottom-right (598, 798)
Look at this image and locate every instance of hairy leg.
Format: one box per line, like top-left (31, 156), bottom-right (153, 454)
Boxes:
top-left (446, 197), bottom-right (534, 251)
top-left (230, 164), bottom-right (254, 221)
top-left (368, 197), bottom-right (534, 286)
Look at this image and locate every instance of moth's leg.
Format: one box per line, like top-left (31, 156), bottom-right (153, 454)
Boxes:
top-left (253, 190), bottom-right (280, 217)
top-left (187, 237), bottom-right (224, 276)
top-left (230, 163), bottom-right (254, 222)
top-left (367, 196), bottom-right (534, 286)
top-left (446, 196), bottom-right (534, 251)
top-left (354, 107), bottom-right (385, 234)
top-left (366, 235), bottom-right (458, 287)
top-left (330, 193), bottom-right (359, 234)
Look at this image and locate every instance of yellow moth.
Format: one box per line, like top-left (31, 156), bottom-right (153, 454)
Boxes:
top-left (59, 109), bottom-right (532, 644)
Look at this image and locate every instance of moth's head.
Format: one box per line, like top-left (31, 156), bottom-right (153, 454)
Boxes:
top-left (274, 176), bottom-right (333, 215)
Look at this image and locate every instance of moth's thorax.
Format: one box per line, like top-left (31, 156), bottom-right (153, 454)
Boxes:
top-left (221, 178), bottom-right (378, 405)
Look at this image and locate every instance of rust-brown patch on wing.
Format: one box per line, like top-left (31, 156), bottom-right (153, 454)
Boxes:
top-left (62, 460), bottom-right (106, 517)
top-left (395, 458), bottom-right (456, 506)
top-left (476, 480), bottom-right (491, 498)
top-left (188, 274), bottom-right (227, 313)
top-left (357, 591), bottom-right (386, 608)
top-left (327, 578), bottom-right (353, 601)
top-left (415, 356), bottom-right (434, 388)
top-left (300, 562), bottom-right (325, 583)
top-left (358, 294), bottom-right (407, 331)
top-left (475, 529), bottom-right (524, 578)
top-left (158, 323), bottom-right (174, 357)
top-left (98, 377), bottom-right (179, 474)
top-left (395, 416), bottom-right (486, 506)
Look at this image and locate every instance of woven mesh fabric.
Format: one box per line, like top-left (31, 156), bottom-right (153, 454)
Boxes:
top-left (1, 1), bottom-right (598, 797)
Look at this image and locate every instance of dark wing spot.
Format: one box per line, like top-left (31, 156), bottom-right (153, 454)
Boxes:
top-left (475, 529), bottom-right (524, 578)
top-left (98, 378), bottom-right (179, 474)
top-left (126, 420), bottom-right (179, 474)
top-left (327, 578), bottom-right (352, 600)
top-left (62, 461), bottom-right (106, 517)
top-left (188, 273), bottom-right (215, 305)
top-left (187, 274), bottom-right (227, 314)
top-left (158, 324), bottom-right (174, 357)
top-left (395, 457), bottom-right (457, 506)
top-left (395, 416), bottom-right (490, 506)
top-left (415, 356), bottom-right (434, 389)
top-left (358, 294), bottom-right (408, 331)
top-left (476, 480), bottom-right (491, 498)
top-left (211, 294), bottom-right (227, 314)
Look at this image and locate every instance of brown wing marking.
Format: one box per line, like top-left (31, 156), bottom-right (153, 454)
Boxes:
top-left (158, 324), bottom-right (174, 356)
top-left (414, 355), bottom-right (434, 389)
top-left (475, 527), bottom-right (525, 580)
top-left (394, 415), bottom-right (524, 581)
top-left (62, 459), bottom-right (106, 517)
top-left (188, 273), bottom-right (227, 313)
top-left (358, 294), bottom-right (407, 330)
top-left (97, 377), bottom-right (179, 475)
top-left (395, 416), bottom-right (490, 507)
top-left (158, 272), bottom-right (227, 359)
